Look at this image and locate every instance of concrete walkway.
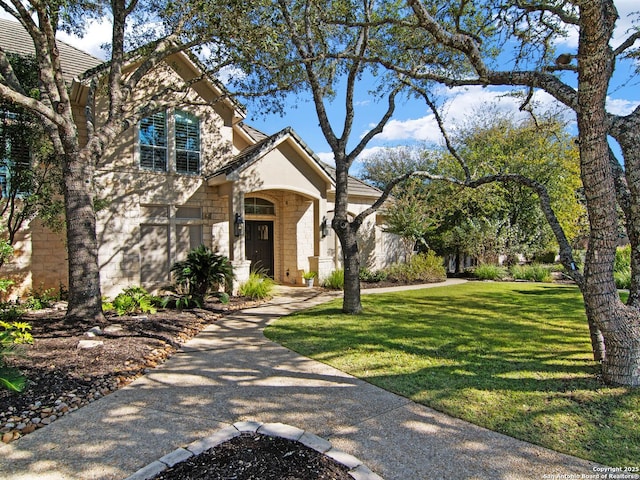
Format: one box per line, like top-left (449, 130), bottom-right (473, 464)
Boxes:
top-left (0, 280), bottom-right (603, 479)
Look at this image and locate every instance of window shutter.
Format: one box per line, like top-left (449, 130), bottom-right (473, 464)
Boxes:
top-left (175, 111), bottom-right (200, 174)
top-left (139, 111), bottom-right (167, 171)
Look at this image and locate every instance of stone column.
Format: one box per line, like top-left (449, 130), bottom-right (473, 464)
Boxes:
top-left (228, 188), bottom-right (245, 262)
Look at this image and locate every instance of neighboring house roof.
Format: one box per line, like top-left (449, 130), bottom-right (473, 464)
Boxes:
top-left (0, 18), bottom-right (103, 83)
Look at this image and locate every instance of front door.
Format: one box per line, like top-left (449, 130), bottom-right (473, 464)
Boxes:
top-left (245, 220), bottom-right (274, 277)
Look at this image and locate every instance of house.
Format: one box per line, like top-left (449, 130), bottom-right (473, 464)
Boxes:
top-left (0, 18), bottom-right (403, 298)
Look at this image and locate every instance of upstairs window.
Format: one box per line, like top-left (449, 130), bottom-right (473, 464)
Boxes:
top-left (175, 111), bottom-right (200, 174)
top-left (139, 111), bottom-right (167, 171)
top-left (0, 120), bottom-right (30, 198)
top-left (139, 109), bottom-right (201, 174)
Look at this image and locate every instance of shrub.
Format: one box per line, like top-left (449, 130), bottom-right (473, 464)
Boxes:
top-left (613, 245), bottom-right (631, 289)
top-left (103, 286), bottom-right (158, 316)
top-left (532, 250), bottom-right (558, 264)
top-left (472, 263), bottom-right (506, 281)
top-left (0, 303), bottom-right (24, 323)
top-left (360, 268), bottom-right (388, 283)
top-left (615, 245), bottom-right (631, 273)
top-left (239, 272), bottom-right (275, 300)
top-left (323, 269), bottom-right (344, 290)
top-left (615, 269), bottom-right (631, 290)
top-left (24, 286), bottom-right (57, 310)
top-left (169, 245), bottom-right (234, 306)
top-left (384, 251), bottom-right (447, 283)
top-left (0, 320), bottom-right (33, 392)
top-left (510, 264), bottom-right (553, 283)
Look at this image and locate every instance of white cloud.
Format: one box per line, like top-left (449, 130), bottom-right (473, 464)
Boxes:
top-left (369, 86), bottom-right (567, 144)
top-left (56, 20), bottom-right (113, 60)
top-left (606, 96), bottom-right (640, 115)
top-left (612, 0), bottom-right (639, 49)
top-left (316, 152), bottom-right (335, 165)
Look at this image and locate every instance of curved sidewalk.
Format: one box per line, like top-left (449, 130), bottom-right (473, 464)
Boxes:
top-left (0, 280), bottom-right (602, 479)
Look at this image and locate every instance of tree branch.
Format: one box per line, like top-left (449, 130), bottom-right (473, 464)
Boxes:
top-left (348, 84), bottom-right (401, 165)
top-left (613, 30), bottom-right (640, 57)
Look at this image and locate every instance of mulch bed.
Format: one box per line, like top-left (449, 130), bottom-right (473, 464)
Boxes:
top-left (0, 294), bottom-right (357, 479)
top-left (153, 433), bottom-right (352, 480)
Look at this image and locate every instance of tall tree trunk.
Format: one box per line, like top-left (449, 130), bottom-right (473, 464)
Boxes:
top-left (611, 125), bottom-right (640, 307)
top-left (577, 1), bottom-right (640, 385)
top-left (335, 220), bottom-right (362, 314)
top-left (62, 146), bottom-right (105, 323)
top-left (332, 157), bottom-right (363, 314)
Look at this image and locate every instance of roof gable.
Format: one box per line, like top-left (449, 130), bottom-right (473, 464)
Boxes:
top-left (209, 125), bottom-right (382, 199)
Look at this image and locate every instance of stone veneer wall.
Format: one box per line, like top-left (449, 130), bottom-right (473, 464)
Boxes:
top-left (2, 219), bottom-right (68, 299)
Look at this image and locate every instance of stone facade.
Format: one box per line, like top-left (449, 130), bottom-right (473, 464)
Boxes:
top-left (2, 51), bottom-right (400, 300)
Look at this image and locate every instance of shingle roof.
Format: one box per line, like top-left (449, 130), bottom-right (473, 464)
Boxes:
top-left (239, 123), bottom-right (269, 142)
top-left (0, 18), bottom-right (103, 84)
top-left (320, 162), bottom-right (382, 198)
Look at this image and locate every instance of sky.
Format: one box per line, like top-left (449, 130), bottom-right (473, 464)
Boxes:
top-left (2, 2), bottom-right (639, 171)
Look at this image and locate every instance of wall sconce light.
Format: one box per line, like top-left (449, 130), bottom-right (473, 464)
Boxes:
top-left (320, 216), bottom-right (329, 238)
top-left (234, 212), bottom-right (244, 237)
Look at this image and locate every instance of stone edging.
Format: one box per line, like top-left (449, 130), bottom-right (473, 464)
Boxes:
top-left (124, 421), bottom-right (384, 480)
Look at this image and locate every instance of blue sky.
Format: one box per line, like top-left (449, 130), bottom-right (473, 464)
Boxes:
top-left (3, 2), bottom-right (638, 171)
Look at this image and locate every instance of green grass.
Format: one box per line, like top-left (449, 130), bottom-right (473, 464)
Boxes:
top-left (264, 282), bottom-right (640, 467)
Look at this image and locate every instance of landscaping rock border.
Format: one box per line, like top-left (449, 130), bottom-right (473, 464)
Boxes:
top-left (124, 421), bottom-right (384, 480)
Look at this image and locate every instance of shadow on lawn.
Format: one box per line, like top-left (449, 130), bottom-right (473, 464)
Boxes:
top-left (272, 283), bottom-right (640, 467)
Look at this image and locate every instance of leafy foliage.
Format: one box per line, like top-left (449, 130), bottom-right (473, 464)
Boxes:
top-left (322, 269), bottom-right (345, 290)
top-left (166, 245), bottom-right (234, 308)
top-left (362, 112), bottom-right (586, 265)
top-left (239, 272), bottom-right (275, 300)
top-left (472, 263), bottom-right (507, 281)
top-left (0, 54), bottom-right (64, 248)
top-left (302, 271), bottom-right (317, 280)
top-left (383, 251), bottom-right (447, 283)
top-left (359, 268), bottom-right (388, 283)
top-left (0, 320), bottom-right (32, 392)
top-left (24, 286), bottom-right (58, 310)
top-left (103, 286), bottom-right (159, 316)
top-left (509, 264), bottom-right (553, 283)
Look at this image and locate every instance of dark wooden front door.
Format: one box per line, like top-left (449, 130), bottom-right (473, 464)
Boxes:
top-left (245, 220), bottom-right (274, 277)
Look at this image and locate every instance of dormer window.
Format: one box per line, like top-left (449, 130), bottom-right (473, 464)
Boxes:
top-left (139, 109), bottom-right (200, 174)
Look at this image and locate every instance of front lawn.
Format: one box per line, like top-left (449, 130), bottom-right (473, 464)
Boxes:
top-left (264, 282), bottom-right (640, 467)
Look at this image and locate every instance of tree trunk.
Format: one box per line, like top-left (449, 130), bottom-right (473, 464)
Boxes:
top-left (336, 219), bottom-right (362, 314)
top-left (331, 156), bottom-right (363, 314)
top-left (611, 125), bottom-right (640, 307)
top-left (62, 147), bottom-right (105, 323)
top-left (577, 1), bottom-right (640, 385)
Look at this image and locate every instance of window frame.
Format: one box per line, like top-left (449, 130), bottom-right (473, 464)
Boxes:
top-left (0, 119), bottom-right (31, 199)
top-left (138, 109), bottom-right (201, 175)
top-left (174, 110), bottom-right (201, 175)
top-left (138, 110), bottom-right (168, 172)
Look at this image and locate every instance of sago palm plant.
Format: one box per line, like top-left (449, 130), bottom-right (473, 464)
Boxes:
top-left (169, 245), bottom-right (234, 307)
